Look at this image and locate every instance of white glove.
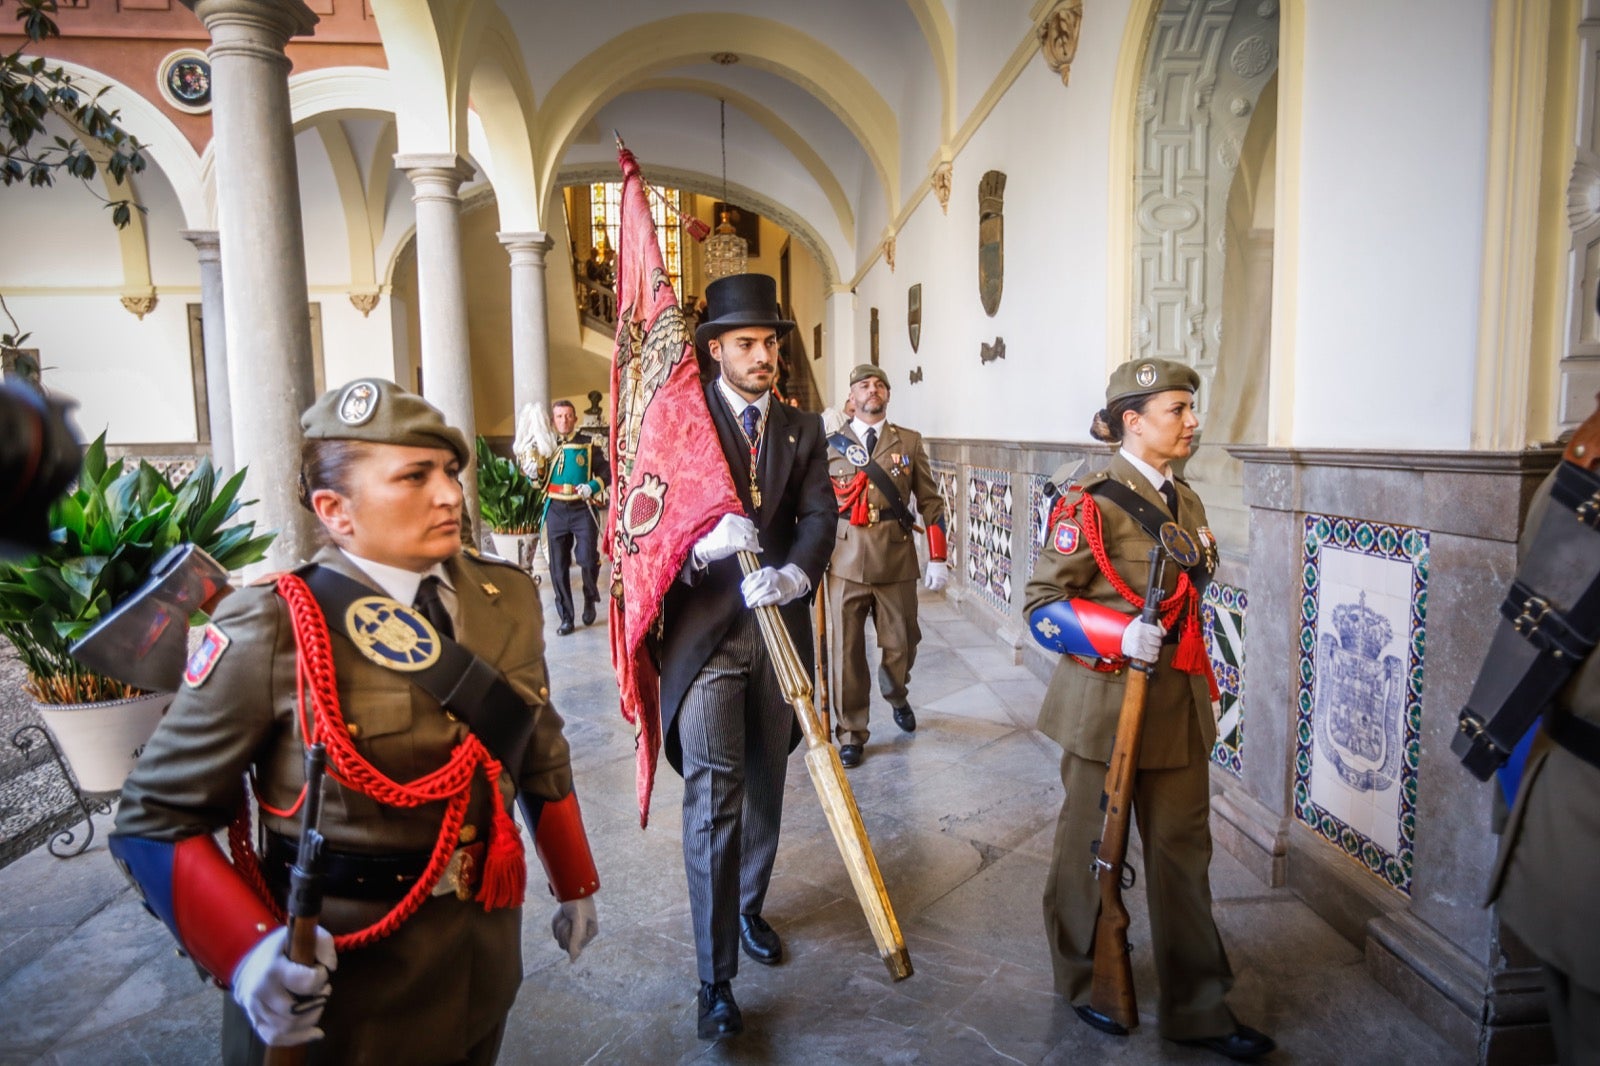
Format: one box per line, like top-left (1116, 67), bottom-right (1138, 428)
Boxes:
top-left (741, 563), bottom-right (810, 607)
top-left (552, 895), bottom-right (600, 962)
top-left (576, 483), bottom-right (594, 499)
top-left (1120, 619), bottom-right (1165, 663)
top-left (692, 513), bottom-right (761, 567)
top-left (231, 925), bottom-right (337, 1048)
top-left (923, 560), bottom-right (949, 592)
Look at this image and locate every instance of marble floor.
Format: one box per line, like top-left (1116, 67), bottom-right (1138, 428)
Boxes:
top-left (0, 588), bottom-right (1461, 1065)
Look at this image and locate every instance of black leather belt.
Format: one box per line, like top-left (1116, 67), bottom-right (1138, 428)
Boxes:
top-left (1545, 712), bottom-right (1600, 774)
top-left (264, 831), bottom-right (431, 902)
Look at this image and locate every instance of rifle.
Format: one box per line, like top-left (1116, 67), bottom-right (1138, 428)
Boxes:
top-left (265, 743), bottom-right (328, 1066)
top-left (1088, 547), bottom-right (1167, 1031)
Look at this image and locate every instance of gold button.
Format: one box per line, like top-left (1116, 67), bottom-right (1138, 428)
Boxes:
top-left (539, 686), bottom-right (549, 699)
top-left (446, 711), bottom-right (460, 722)
top-left (346, 722), bottom-right (361, 738)
top-left (459, 824), bottom-right (478, 844)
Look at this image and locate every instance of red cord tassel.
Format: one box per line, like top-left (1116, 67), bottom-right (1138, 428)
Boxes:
top-left (476, 761), bottom-right (527, 912)
top-left (1171, 595), bottom-right (1210, 682)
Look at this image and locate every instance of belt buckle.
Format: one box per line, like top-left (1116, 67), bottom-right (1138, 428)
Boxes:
top-left (867, 504), bottom-right (879, 525)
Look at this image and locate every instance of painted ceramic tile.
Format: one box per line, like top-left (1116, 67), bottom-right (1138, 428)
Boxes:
top-left (966, 467), bottom-right (1013, 614)
top-left (931, 460), bottom-right (960, 568)
top-left (1027, 473), bottom-right (1052, 577)
top-left (1203, 581), bottom-right (1246, 776)
top-left (1295, 514), bottom-right (1428, 896)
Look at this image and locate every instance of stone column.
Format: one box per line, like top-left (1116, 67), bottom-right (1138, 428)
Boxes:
top-left (396, 154), bottom-right (479, 534)
top-left (179, 229), bottom-right (234, 475)
top-left (497, 231), bottom-right (554, 418)
top-left (185, 0), bottom-right (319, 573)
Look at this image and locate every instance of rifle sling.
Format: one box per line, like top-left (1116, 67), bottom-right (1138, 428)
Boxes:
top-left (828, 431), bottom-right (915, 530)
top-left (301, 565), bottom-right (535, 770)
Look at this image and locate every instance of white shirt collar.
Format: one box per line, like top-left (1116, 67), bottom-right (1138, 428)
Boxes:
top-left (1118, 447), bottom-right (1171, 494)
top-left (716, 376), bottom-right (770, 418)
top-left (851, 416), bottom-right (887, 445)
top-left (339, 548), bottom-right (451, 604)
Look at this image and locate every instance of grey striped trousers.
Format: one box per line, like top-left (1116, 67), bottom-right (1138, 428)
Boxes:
top-left (678, 610), bottom-right (792, 983)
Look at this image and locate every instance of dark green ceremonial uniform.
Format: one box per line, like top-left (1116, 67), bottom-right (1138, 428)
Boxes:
top-left (544, 432), bottom-right (608, 628)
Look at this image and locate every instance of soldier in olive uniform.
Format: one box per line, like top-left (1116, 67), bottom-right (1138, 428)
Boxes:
top-left (544, 399), bottom-right (610, 635)
top-left (1023, 358), bottom-right (1273, 1061)
top-left (1488, 468), bottom-right (1600, 1065)
top-left (825, 363), bottom-right (948, 767)
top-left (111, 379), bottom-right (600, 1065)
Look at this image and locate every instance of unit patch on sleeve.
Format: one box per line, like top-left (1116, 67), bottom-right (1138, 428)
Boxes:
top-left (1053, 520), bottom-right (1080, 554)
top-left (184, 623), bottom-right (232, 687)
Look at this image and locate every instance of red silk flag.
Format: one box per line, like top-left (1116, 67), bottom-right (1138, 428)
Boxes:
top-left (606, 144), bottom-right (743, 827)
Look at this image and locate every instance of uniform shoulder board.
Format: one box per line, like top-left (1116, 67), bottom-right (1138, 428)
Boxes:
top-left (464, 546), bottom-right (524, 571)
top-left (249, 569), bottom-right (291, 587)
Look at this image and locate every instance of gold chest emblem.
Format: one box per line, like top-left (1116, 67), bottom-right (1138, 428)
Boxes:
top-left (345, 596), bottom-right (442, 671)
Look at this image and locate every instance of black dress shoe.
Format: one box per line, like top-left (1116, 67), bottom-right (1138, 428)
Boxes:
top-left (838, 743), bottom-right (863, 768)
top-left (582, 601), bottom-right (597, 626)
top-left (1177, 1024), bottom-right (1276, 1061)
top-left (556, 621), bottom-right (575, 636)
top-left (697, 981), bottom-right (742, 1039)
top-left (739, 913), bottom-right (782, 965)
top-left (1073, 1003), bottom-right (1129, 1037)
top-left (891, 703), bottom-right (917, 732)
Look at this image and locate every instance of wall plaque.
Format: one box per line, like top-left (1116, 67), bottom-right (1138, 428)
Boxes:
top-left (978, 170), bottom-right (1006, 317)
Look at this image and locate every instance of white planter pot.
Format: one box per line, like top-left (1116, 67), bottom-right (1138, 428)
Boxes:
top-left (489, 532), bottom-right (534, 569)
top-left (34, 691), bottom-right (174, 793)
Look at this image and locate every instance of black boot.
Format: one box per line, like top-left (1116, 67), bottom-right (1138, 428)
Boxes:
top-left (697, 981), bottom-right (742, 1039)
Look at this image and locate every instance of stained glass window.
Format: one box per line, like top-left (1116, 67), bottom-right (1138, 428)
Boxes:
top-left (588, 182), bottom-right (682, 297)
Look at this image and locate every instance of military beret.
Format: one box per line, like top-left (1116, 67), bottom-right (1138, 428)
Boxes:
top-left (849, 364), bottom-right (889, 387)
top-left (301, 379), bottom-right (469, 465)
top-left (1105, 358), bottom-right (1200, 405)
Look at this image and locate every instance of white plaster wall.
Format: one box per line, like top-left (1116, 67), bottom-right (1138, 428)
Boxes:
top-left (1290, 0), bottom-right (1492, 449)
top-left (846, 0), bottom-right (1124, 444)
top-left (296, 130), bottom-right (354, 287)
top-left (9, 294), bottom-right (197, 444)
top-left (0, 179), bottom-right (125, 288)
top-left (319, 294), bottom-right (398, 390)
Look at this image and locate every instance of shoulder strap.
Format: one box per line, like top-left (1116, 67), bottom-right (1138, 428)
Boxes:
top-left (300, 565), bottom-right (534, 769)
top-left (1087, 478), bottom-right (1212, 585)
top-left (827, 431), bottom-right (915, 530)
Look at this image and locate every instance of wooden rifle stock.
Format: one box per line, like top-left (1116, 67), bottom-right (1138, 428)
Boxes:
top-left (1088, 548), bottom-right (1166, 1031)
top-left (265, 744), bottom-right (327, 1066)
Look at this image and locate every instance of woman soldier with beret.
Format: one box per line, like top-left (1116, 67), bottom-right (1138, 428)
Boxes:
top-left (1023, 358), bottom-right (1273, 1061)
top-left (111, 379), bottom-right (600, 1064)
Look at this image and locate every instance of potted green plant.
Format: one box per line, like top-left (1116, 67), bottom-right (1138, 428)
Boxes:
top-left (475, 435), bottom-right (547, 567)
top-left (0, 433), bottom-right (274, 791)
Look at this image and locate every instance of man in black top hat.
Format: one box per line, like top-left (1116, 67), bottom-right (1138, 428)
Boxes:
top-left (658, 273), bottom-right (834, 1039)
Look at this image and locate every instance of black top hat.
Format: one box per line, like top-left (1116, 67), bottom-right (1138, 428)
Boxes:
top-left (694, 273), bottom-right (795, 354)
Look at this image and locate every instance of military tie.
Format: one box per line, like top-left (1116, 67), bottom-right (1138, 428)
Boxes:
top-left (1160, 479), bottom-right (1180, 519)
top-left (413, 575), bottom-right (455, 641)
top-left (740, 404), bottom-right (761, 442)
top-left (863, 426), bottom-right (877, 456)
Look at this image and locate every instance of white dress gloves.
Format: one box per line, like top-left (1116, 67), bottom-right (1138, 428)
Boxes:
top-left (231, 925), bottom-right (337, 1048)
top-left (575, 483), bottom-right (594, 499)
top-left (741, 563), bottom-right (810, 608)
top-left (552, 896), bottom-right (600, 963)
top-left (692, 513), bottom-right (761, 568)
top-left (1120, 619), bottom-right (1166, 663)
top-left (923, 560), bottom-right (949, 592)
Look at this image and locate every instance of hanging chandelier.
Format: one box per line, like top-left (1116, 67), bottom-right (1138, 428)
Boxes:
top-left (704, 98), bottom-right (748, 279)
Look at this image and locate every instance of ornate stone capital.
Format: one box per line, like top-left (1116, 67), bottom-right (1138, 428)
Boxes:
top-left (185, 0), bottom-right (318, 58)
top-left (497, 230), bottom-right (554, 267)
top-left (932, 162), bottom-right (952, 215)
top-left (396, 153), bottom-right (475, 204)
top-left (1037, 0), bottom-right (1084, 87)
top-left (121, 293), bottom-right (158, 320)
top-left (884, 235), bottom-right (896, 273)
top-left (349, 291), bottom-right (381, 317)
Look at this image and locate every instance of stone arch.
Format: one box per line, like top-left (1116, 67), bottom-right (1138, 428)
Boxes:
top-left (903, 0), bottom-right (958, 142)
top-left (461, 12), bottom-right (541, 232)
top-left (532, 14), bottom-right (900, 226)
top-left (365, 0), bottom-right (468, 156)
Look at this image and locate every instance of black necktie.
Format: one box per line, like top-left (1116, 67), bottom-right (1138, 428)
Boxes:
top-left (413, 575), bottom-right (454, 640)
top-left (1160, 480), bottom-right (1180, 519)
top-left (863, 427), bottom-right (877, 456)
top-left (741, 404), bottom-right (760, 441)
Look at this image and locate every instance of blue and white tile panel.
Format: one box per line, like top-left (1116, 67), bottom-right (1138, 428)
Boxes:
top-left (1202, 581), bottom-right (1246, 777)
top-left (1295, 514), bottom-right (1428, 897)
top-left (966, 467), bottom-right (1013, 615)
top-left (930, 459), bottom-right (960, 570)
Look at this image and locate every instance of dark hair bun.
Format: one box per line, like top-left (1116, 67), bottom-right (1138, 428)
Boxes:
top-left (1089, 409), bottom-right (1115, 443)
